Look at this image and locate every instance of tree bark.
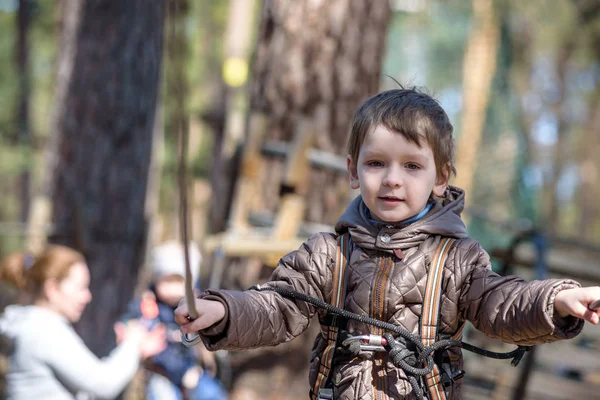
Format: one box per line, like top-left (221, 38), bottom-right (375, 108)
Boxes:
top-left (208, 0), bottom-right (256, 234)
top-left (577, 93), bottom-right (600, 239)
top-left (543, 39), bottom-right (575, 234)
top-left (27, 0), bottom-right (82, 255)
top-left (49, 0), bottom-right (165, 356)
top-left (573, 0), bottom-right (600, 239)
top-left (16, 0), bottom-right (31, 223)
top-left (251, 0), bottom-right (391, 225)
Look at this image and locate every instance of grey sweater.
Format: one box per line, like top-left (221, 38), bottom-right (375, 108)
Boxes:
top-left (0, 305), bottom-right (143, 400)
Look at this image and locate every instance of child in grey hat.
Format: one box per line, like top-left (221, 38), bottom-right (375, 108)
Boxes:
top-left (121, 240), bottom-right (227, 400)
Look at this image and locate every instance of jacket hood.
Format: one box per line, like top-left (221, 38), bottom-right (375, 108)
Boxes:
top-left (335, 185), bottom-right (468, 253)
top-left (0, 305), bottom-right (67, 339)
top-left (0, 305), bottom-right (26, 339)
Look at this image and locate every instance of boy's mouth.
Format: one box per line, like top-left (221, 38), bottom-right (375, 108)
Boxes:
top-left (378, 196), bottom-right (403, 203)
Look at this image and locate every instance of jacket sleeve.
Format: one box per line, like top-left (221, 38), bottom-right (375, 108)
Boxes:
top-left (38, 320), bottom-right (143, 399)
top-left (197, 232), bottom-right (337, 351)
top-left (457, 240), bottom-right (584, 346)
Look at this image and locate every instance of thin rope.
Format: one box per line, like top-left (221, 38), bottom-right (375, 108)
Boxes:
top-left (250, 284), bottom-right (532, 400)
top-left (170, 0), bottom-right (196, 321)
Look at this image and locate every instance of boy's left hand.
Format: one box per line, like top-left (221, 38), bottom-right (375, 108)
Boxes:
top-left (554, 286), bottom-right (600, 324)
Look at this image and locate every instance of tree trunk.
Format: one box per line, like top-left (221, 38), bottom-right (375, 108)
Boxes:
top-left (49, 0), bottom-right (165, 357)
top-left (543, 40), bottom-right (574, 234)
top-left (453, 0), bottom-right (500, 212)
top-left (574, 1), bottom-right (600, 239)
top-left (577, 93), bottom-right (600, 239)
top-left (226, 1), bottom-right (391, 399)
top-left (27, 0), bottom-right (82, 255)
top-left (251, 0), bottom-right (391, 225)
top-left (16, 0), bottom-right (31, 223)
top-left (208, 0), bottom-right (256, 234)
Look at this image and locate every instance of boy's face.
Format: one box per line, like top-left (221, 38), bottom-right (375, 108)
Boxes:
top-left (154, 275), bottom-right (186, 307)
top-left (347, 125), bottom-right (448, 223)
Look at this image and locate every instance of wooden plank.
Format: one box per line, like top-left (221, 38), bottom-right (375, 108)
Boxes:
top-left (203, 232), bottom-right (304, 267)
top-left (247, 210), bottom-right (334, 236)
top-left (281, 117), bottom-right (315, 193)
top-left (272, 195), bottom-right (306, 242)
top-left (228, 113), bottom-right (269, 233)
top-left (261, 140), bottom-right (347, 173)
top-left (271, 117), bottom-right (315, 242)
top-left (206, 115), bottom-right (331, 269)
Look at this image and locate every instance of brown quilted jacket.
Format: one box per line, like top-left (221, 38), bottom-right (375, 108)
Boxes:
top-left (198, 186), bottom-right (583, 399)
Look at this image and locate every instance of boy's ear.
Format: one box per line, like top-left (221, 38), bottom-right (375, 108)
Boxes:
top-left (432, 163), bottom-right (450, 197)
top-left (346, 155), bottom-right (360, 190)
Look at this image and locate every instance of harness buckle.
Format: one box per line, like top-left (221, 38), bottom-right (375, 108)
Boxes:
top-left (343, 334), bottom-right (389, 352)
top-left (317, 388), bottom-right (333, 400)
top-left (181, 332), bottom-right (202, 347)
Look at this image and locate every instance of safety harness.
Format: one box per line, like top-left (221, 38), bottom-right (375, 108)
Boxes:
top-left (311, 233), bottom-right (352, 400)
top-left (250, 234), bottom-right (531, 400)
top-left (419, 237), bottom-right (456, 400)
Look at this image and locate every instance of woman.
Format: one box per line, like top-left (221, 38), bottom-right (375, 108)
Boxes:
top-left (0, 245), bottom-right (166, 399)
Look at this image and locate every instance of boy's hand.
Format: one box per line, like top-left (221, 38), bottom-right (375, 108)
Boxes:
top-left (554, 286), bottom-right (600, 324)
top-left (174, 297), bottom-right (226, 334)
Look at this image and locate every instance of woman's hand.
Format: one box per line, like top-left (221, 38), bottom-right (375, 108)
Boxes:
top-left (114, 320), bottom-right (145, 343)
top-left (114, 320), bottom-right (167, 359)
top-left (139, 324), bottom-right (167, 359)
top-left (174, 298), bottom-right (226, 334)
top-left (554, 286), bottom-right (600, 324)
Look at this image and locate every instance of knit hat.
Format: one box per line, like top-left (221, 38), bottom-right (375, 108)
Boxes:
top-left (150, 240), bottom-right (201, 283)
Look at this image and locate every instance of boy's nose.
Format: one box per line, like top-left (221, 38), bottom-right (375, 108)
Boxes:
top-left (383, 167), bottom-right (403, 187)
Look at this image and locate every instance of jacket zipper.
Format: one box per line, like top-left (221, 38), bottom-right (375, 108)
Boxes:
top-left (372, 254), bottom-right (393, 400)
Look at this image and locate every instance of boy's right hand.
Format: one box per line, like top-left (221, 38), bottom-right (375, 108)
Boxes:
top-left (174, 297), bottom-right (226, 334)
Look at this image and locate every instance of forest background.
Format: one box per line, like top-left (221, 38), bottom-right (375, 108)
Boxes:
top-left (1, 0), bottom-right (600, 399)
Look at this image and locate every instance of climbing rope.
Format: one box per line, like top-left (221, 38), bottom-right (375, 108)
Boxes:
top-left (250, 284), bottom-right (532, 400)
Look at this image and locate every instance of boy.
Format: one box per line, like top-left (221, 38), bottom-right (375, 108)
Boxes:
top-left (122, 240), bottom-right (227, 400)
top-left (175, 88), bottom-right (600, 400)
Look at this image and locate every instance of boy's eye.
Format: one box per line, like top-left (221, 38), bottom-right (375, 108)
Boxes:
top-left (405, 163), bottom-right (421, 170)
top-left (366, 160), bottom-right (384, 167)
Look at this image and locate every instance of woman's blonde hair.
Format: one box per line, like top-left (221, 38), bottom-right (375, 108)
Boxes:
top-left (0, 246), bottom-right (85, 298)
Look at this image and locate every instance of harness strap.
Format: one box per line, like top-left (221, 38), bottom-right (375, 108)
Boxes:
top-left (311, 233), bottom-right (352, 400)
top-left (421, 237), bottom-right (455, 400)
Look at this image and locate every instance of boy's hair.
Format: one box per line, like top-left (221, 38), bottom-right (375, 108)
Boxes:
top-left (347, 87), bottom-right (456, 181)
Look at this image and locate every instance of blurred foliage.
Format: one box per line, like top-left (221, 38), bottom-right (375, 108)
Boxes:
top-left (0, 2), bottom-right (19, 141)
top-left (0, 0), bottom-right (56, 162)
top-left (159, 0), bottom-right (228, 214)
top-left (0, 0), bottom-right (56, 255)
top-left (383, 0), bottom-right (600, 263)
top-left (0, 0), bottom-right (599, 257)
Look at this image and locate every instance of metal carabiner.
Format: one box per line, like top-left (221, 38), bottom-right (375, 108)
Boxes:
top-left (344, 334), bottom-right (388, 352)
top-left (181, 332), bottom-right (203, 347)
